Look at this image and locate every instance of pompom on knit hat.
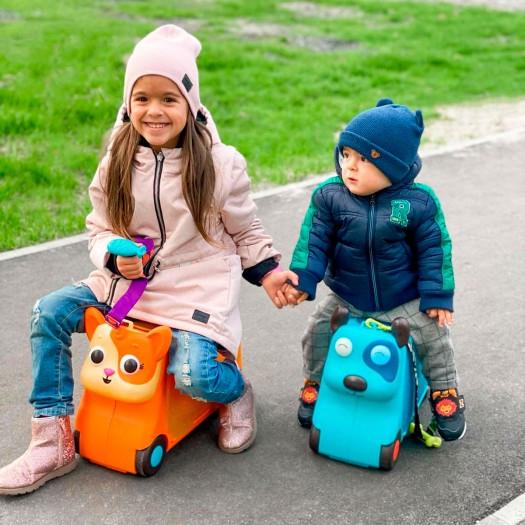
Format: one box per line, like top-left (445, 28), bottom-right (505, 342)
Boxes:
top-left (123, 24), bottom-right (201, 118)
top-left (336, 98), bottom-right (424, 184)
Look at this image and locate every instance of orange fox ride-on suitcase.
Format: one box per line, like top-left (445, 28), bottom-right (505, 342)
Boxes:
top-left (75, 307), bottom-right (242, 476)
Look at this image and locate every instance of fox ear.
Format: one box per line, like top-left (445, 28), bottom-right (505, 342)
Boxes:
top-left (85, 307), bottom-right (106, 341)
top-left (148, 326), bottom-right (172, 361)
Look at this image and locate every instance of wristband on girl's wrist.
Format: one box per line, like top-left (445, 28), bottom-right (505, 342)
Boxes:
top-left (261, 264), bottom-right (282, 283)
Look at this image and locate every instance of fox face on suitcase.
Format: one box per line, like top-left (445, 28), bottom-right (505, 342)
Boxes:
top-left (309, 307), bottom-right (428, 470)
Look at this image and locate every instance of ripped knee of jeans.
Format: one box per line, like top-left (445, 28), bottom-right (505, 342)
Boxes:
top-left (172, 357), bottom-right (197, 392)
top-left (180, 361), bottom-right (192, 388)
top-left (31, 299), bottom-right (41, 327)
top-left (174, 361), bottom-right (213, 402)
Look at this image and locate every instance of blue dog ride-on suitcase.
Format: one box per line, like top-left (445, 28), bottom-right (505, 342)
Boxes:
top-left (309, 306), bottom-right (441, 470)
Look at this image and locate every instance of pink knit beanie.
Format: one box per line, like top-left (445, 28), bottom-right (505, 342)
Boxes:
top-left (123, 25), bottom-right (201, 118)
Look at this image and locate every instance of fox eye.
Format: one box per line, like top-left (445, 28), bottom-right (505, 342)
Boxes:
top-left (120, 354), bottom-right (141, 375)
top-left (89, 347), bottom-right (104, 365)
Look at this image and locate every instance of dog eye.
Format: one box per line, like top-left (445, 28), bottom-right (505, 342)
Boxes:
top-left (120, 354), bottom-right (140, 375)
top-left (89, 347), bottom-right (104, 365)
top-left (370, 345), bottom-right (391, 365)
top-left (334, 337), bottom-right (353, 357)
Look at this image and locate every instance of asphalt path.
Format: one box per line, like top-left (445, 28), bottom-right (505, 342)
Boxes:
top-left (0, 135), bottom-right (524, 525)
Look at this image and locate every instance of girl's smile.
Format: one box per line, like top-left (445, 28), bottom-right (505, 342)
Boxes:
top-left (129, 75), bottom-right (189, 151)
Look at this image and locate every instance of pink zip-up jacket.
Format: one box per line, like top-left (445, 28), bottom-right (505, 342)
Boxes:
top-left (82, 112), bottom-right (279, 355)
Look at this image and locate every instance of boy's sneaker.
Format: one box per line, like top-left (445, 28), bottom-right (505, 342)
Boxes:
top-left (429, 388), bottom-right (466, 441)
top-left (297, 380), bottom-right (319, 428)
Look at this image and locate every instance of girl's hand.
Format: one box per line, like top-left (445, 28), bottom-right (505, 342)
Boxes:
top-left (116, 255), bottom-right (145, 279)
top-left (426, 308), bottom-right (454, 327)
top-left (261, 269), bottom-right (300, 309)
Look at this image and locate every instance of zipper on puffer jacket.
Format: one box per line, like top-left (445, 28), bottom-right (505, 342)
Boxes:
top-left (367, 194), bottom-right (380, 310)
top-left (144, 150), bottom-right (167, 278)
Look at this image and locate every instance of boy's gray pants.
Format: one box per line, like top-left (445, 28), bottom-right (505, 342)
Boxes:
top-left (302, 292), bottom-right (458, 391)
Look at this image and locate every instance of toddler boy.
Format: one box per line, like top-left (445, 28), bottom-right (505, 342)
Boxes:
top-left (285, 99), bottom-right (466, 441)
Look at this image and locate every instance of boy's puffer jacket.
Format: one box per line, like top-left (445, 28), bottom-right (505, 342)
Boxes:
top-left (290, 173), bottom-right (454, 313)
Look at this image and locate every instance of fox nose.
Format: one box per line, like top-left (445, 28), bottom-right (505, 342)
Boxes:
top-left (343, 375), bottom-right (367, 392)
top-left (104, 368), bottom-right (115, 377)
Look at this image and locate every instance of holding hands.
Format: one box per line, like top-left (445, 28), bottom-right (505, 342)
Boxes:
top-left (261, 268), bottom-right (308, 309)
top-left (281, 282), bottom-right (308, 306)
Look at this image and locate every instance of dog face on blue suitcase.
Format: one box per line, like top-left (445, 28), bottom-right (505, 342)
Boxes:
top-left (323, 308), bottom-right (410, 402)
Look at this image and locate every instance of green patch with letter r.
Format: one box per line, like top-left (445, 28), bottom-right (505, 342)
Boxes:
top-left (390, 199), bottom-right (411, 227)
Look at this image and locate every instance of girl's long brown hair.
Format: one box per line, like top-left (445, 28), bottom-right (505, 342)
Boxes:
top-left (104, 114), bottom-right (216, 242)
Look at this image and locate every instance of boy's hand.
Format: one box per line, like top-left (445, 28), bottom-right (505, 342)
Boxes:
top-left (426, 308), bottom-right (454, 327)
top-left (116, 256), bottom-right (145, 280)
top-left (282, 282), bottom-right (308, 306)
top-left (261, 269), bottom-right (300, 309)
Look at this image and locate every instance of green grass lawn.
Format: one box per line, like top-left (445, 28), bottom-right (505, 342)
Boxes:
top-left (1, 0), bottom-right (525, 250)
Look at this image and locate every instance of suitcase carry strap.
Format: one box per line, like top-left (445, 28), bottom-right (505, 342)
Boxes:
top-left (375, 317), bottom-right (441, 447)
top-left (389, 317), bottom-right (424, 440)
top-left (405, 340), bottom-right (424, 440)
top-left (105, 236), bottom-right (155, 328)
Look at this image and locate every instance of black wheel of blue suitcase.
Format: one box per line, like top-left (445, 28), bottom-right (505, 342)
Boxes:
top-left (309, 425), bottom-right (320, 453)
top-left (379, 435), bottom-right (401, 470)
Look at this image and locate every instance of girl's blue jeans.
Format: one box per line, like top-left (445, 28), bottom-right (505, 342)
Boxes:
top-left (29, 284), bottom-right (245, 417)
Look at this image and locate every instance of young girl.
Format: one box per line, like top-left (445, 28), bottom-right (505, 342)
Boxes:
top-left (0, 25), bottom-right (297, 495)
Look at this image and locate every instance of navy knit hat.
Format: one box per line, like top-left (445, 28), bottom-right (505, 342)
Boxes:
top-left (336, 98), bottom-right (424, 184)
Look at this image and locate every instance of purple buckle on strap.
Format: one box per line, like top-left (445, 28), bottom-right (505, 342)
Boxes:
top-left (105, 236), bottom-right (155, 328)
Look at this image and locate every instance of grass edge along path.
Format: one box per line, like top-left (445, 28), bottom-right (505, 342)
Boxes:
top-left (1, 0), bottom-right (524, 250)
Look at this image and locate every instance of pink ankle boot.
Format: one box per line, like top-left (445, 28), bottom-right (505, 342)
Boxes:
top-left (0, 416), bottom-right (78, 495)
top-left (218, 380), bottom-right (257, 454)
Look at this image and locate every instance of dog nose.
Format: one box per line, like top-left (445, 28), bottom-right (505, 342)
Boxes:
top-left (104, 368), bottom-right (115, 377)
top-left (343, 375), bottom-right (367, 392)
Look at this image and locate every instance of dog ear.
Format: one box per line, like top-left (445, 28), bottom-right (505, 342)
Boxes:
top-left (391, 317), bottom-right (410, 347)
top-left (330, 305), bottom-right (350, 332)
top-left (85, 307), bottom-right (106, 341)
top-left (147, 326), bottom-right (173, 361)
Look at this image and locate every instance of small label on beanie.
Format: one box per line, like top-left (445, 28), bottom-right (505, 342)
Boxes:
top-left (182, 74), bottom-right (193, 92)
